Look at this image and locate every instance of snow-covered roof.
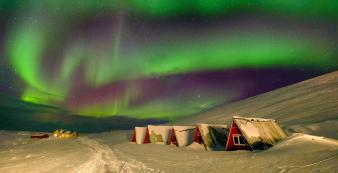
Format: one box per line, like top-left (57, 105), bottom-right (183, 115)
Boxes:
top-left (173, 126), bottom-right (195, 132)
top-left (197, 123), bottom-right (228, 129)
top-left (233, 116), bottom-right (276, 122)
top-left (233, 116), bottom-right (287, 150)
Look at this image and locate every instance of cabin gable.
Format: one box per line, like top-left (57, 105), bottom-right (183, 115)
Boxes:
top-left (143, 128), bottom-right (150, 143)
top-left (226, 121), bottom-right (251, 151)
top-left (131, 130), bottom-right (136, 142)
top-left (193, 126), bottom-right (203, 144)
top-left (168, 128), bottom-right (178, 146)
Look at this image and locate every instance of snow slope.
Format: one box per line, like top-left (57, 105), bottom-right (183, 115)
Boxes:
top-left (175, 71), bottom-right (338, 139)
top-left (0, 131), bottom-right (91, 173)
top-left (111, 133), bottom-right (338, 173)
top-left (0, 131), bottom-right (158, 173)
top-left (0, 131), bottom-right (337, 173)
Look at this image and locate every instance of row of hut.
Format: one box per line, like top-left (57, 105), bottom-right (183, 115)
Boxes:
top-left (130, 116), bottom-right (288, 151)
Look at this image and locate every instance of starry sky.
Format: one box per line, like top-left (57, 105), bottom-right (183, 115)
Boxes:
top-left (0, 1), bottom-right (337, 122)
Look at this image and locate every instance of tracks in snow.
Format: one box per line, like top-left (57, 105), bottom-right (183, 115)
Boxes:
top-left (75, 137), bottom-right (161, 173)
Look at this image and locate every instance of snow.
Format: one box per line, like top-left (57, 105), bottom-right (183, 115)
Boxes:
top-left (111, 133), bottom-right (338, 172)
top-left (240, 122), bottom-right (260, 138)
top-left (186, 142), bottom-right (206, 151)
top-left (0, 131), bottom-right (159, 173)
top-left (0, 131), bottom-right (92, 173)
top-left (1, 130), bottom-right (336, 173)
top-left (73, 137), bottom-right (158, 173)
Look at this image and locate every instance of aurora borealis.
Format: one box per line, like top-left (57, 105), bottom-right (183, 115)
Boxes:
top-left (0, 1), bottom-right (337, 124)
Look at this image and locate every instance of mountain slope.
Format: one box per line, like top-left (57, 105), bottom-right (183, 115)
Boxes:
top-left (175, 71), bottom-right (338, 139)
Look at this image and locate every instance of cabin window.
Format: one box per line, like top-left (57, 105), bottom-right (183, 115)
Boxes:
top-left (233, 135), bottom-right (246, 145)
top-left (239, 136), bottom-right (245, 144)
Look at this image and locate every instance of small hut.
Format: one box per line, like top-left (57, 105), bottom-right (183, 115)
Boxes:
top-left (193, 123), bottom-right (229, 151)
top-left (226, 116), bottom-right (287, 151)
top-left (131, 127), bottom-right (150, 144)
top-left (168, 126), bottom-right (196, 147)
top-left (147, 125), bottom-right (173, 144)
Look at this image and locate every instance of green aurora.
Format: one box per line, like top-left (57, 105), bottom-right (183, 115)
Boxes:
top-left (1, 1), bottom-right (337, 119)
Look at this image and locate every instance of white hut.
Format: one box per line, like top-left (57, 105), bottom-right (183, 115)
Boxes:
top-left (131, 127), bottom-right (150, 144)
top-left (168, 126), bottom-right (196, 147)
top-left (147, 125), bottom-right (173, 144)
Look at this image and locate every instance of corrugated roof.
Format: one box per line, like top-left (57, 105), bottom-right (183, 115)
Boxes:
top-left (197, 123), bottom-right (228, 149)
top-left (233, 116), bottom-right (287, 150)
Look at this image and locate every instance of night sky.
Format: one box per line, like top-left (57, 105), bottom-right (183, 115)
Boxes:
top-left (0, 1), bottom-right (337, 129)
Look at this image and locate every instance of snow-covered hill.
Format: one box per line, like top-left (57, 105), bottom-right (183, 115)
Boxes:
top-left (175, 71), bottom-right (338, 139)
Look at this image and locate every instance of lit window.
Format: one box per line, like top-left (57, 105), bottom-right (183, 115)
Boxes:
top-left (233, 135), bottom-right (245, 145)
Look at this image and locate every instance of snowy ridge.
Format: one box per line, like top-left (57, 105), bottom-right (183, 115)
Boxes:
top-left (75, 137), bottom-right (161, 173)
top-left (177, 71), bottom-right (338, 139)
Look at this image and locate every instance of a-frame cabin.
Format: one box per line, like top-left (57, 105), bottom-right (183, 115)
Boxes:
top-left (226, 116), bottom-right (287, 151)
top-left (225, 120), bottom-right (252, 151)
top-left (193, 123), bottom-right (228, 151)
top-left (168, 126), bottom-right (195, 147)
top-left (131, 127), bottom-right (150, 144)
